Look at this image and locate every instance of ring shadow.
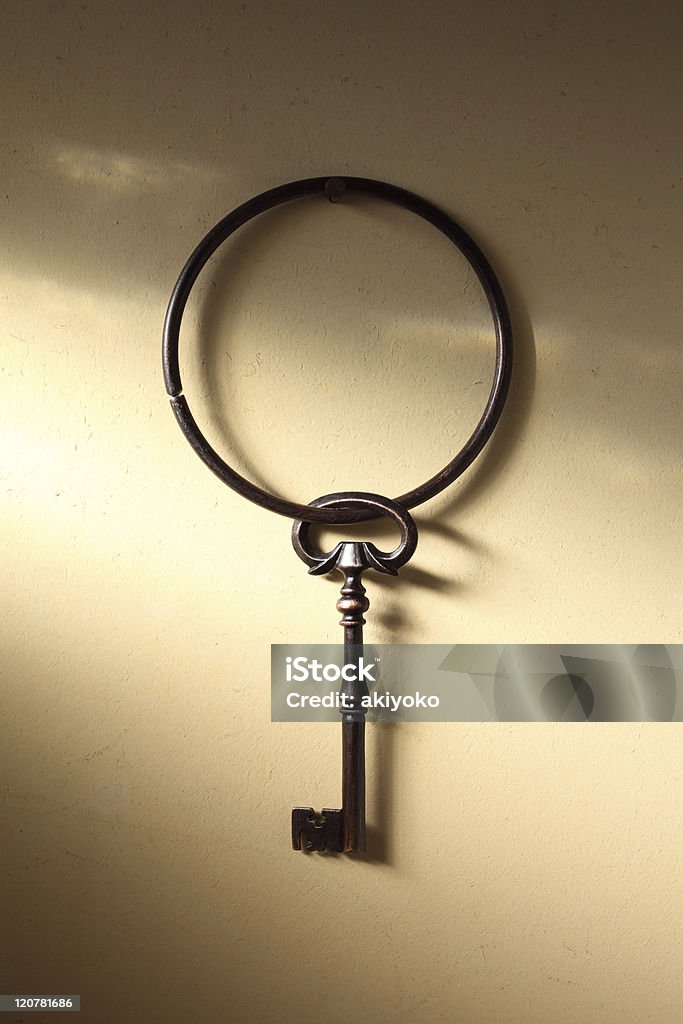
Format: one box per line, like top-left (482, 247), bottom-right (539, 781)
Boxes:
top-left (192, 196), bottom-right (536, 529)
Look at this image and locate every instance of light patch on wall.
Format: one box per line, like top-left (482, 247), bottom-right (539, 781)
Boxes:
top-left (54, 142), bottom-right (221, 195)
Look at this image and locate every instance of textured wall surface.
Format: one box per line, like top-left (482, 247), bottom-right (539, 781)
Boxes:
top-left (1, 2), bottom-right (681, 1022)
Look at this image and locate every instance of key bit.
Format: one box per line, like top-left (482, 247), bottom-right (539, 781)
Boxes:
top-left (292, 808), bottom-right (344, 852)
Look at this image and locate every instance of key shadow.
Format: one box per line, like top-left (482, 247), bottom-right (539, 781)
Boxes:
top-left (352, 722), bottom-right (398, 865)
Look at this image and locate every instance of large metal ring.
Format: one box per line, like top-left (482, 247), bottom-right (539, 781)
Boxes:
top-left (163, 175), bottom-right (513, 524)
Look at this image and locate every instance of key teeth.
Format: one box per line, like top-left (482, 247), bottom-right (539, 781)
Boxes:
top-left (291, 807), bottom-right (344, 852)
top-left (291, 807), bottom-right (314, 850)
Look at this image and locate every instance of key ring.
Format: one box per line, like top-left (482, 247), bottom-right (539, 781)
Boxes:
top-left (162, 175), bottom-right (513, 523)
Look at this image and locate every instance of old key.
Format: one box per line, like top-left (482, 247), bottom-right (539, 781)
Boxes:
top-left (290, 492), bottom-right (418, 852)
top-left (162, 175), bottom-right (513, 857)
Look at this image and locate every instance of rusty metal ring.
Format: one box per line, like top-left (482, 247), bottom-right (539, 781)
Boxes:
top-left (163, 175), bottom-right (513, 524)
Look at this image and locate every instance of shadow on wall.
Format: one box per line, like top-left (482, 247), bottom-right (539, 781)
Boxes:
top-left (189, 192), bottom-right (535, 506)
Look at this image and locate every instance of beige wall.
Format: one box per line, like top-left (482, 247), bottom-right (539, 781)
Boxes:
top-left (1, 2), bottom-right (681, 1022)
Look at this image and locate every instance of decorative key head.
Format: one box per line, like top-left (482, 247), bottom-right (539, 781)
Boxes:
top-left (291, 492), bottom-right (418, 577)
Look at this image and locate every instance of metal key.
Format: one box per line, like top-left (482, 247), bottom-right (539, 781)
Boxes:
top-left (290, 492), bottom-right (418, 853)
